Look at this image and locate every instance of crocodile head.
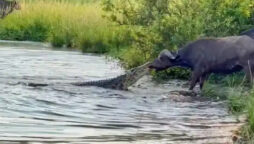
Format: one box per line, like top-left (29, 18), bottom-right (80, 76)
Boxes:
top-left (123, 62), bottom-right (151, 89)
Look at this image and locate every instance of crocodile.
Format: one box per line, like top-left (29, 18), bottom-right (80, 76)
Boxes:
top-left (72, 62), bottom-right (150, 90)
top-left (21, 62), bottom-right (150, 90)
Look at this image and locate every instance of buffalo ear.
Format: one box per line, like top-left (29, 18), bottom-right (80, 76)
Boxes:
top-left (170, 52), bottom-right (180, 62)
top-left (160, 49), bottom-right (180, 60)
top-left (161, 49), bottom-right (175, 60)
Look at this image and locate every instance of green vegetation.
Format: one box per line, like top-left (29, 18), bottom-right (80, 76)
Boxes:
top-left (101, 1), bottom-right (254, 141)
top-left (237, 89), bottom-right (254, 143)
top-left (0, 0), bottom-right (129, 54)
top-left (201, 76), bottom-right (254, 142)
top-left (1, 0), bottom-right (253, 68)
top-left (103, 0), bottom-right (254, 68)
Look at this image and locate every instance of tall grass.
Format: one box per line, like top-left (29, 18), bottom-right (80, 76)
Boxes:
top-left (0, 0), bottom-right (128, 53)
top-left (239, 89), bottom-right (254, 142)
top-left (21, 0), bottom-right (100, 4)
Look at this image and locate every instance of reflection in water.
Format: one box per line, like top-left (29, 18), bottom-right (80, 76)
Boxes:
top-left (0, 41), bottom-right (244, 144)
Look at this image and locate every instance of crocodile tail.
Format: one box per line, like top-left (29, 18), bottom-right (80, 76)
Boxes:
top-left (72, 77), bottom-right (118, 87)
top-left (72, 79), bottom-right (105, 86)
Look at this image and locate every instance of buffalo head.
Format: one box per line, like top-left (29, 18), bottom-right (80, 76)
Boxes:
top-left (149, 49), bottom-right (179, 71)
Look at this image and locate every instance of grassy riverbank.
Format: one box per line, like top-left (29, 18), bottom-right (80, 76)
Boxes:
top-left (1, 0), bottom-right (253, 68)
top-left (0, 0), bottom-right (129, 54)
top-left (201, 75), bottom-right (254, 142)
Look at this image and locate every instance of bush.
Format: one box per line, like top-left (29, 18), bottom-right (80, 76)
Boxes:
top-left (103, 0), bottom-right (254, 72)
top-left (241, 89), bottom-right (254, 141)
top-left (1, 0), bottom-right (254, 74)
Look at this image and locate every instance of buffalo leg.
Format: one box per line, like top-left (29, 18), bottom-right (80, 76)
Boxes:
top-left (243, 64), bottom-right (254, 85)
top-left (199, 74), bottom-right (209, 89)
top-left (189, 70), bottom-right (202, 90)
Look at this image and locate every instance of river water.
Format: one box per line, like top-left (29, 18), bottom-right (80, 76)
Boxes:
top-left (0, 41), bottom-right (244, 144)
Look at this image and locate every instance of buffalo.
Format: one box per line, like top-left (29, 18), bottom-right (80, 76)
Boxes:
top-left (149, 36), bottom-right (254, 90)
top-left (241, 28), bottom-right (254, 39)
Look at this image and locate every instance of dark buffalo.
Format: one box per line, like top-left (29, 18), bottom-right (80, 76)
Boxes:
top-left (241, 28), bottom-right (254, 39)
top-left (149, 36), bottom-right (254, 90)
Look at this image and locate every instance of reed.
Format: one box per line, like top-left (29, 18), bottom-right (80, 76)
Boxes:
top-left (0, 0), bottom-right (126, 53)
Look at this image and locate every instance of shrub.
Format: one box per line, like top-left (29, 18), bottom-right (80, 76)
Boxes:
top-left (103, 0), bottom-right (254, 72)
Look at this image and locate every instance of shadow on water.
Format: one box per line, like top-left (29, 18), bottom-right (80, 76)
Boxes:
top-left (0, 41), bottom-right (245, 144)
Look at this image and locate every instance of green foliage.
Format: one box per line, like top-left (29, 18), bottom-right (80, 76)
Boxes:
top-left (201, 83), bottom-right (225, 100)
top-left (0, 7), bottom-right (49, 41)
top-left (1, 0), bottom-right (253, 71)
top-left (248, 94), bottom-right (254, 132)
top-left (201, 81), bottom-right (248, 114)
top-left (23, 19), bottom-right (49, 41)
top-left (0, 0), bottom-right (254, 75)
top-left (0, 0), bottom-right (128, 53)
top-left (202, 0), bottom-right (253, 36)
top-left (119, 27), bottom-right (161, 68)
top-left (152, 68), bottom-right (190, 82)
top-left (20, 0), bottom-right (100, 4)
top-left (201, 78), bottom-right (254, 142)
top-left (227, 88), bottom-right (247, 113)
top-left (240, 89), bottom-right (254, 141)
top-left (209, 72), bottom-right (246, 87)
top-left (103, 0), bottom-right (254, 74)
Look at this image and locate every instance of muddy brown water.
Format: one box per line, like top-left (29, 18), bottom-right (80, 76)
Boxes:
top-left (0, 41), bottom-right (245, 144)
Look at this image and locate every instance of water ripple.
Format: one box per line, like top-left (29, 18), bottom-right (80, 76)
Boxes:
top-left (0, 42), bottom-right (244, 144)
